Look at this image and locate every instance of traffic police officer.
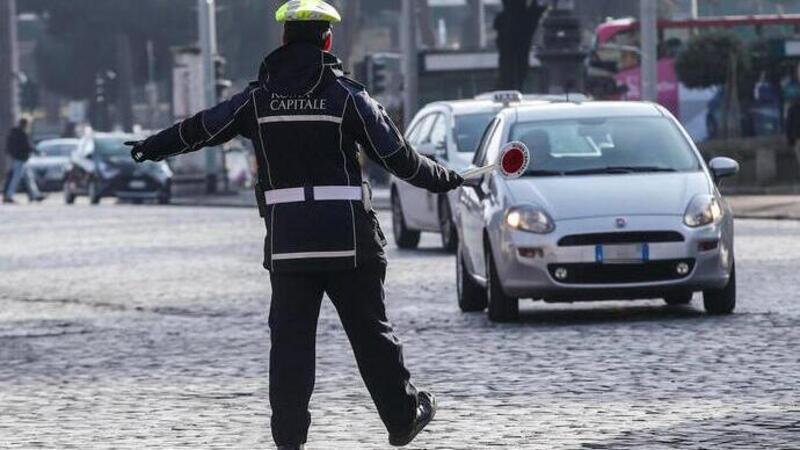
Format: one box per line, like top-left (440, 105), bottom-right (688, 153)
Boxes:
top-left (127, 1), bottom-right (463, 448)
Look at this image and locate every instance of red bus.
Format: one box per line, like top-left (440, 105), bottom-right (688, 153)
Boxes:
top-left (587, 14), bottom-right (800, 140)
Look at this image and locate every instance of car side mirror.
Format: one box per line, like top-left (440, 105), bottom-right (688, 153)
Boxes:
top-left (709, 157), bottom-right (739, 180)
top-left (434, 141), bottom-right (447, 160)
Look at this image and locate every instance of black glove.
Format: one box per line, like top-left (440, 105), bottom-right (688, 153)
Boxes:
top-left (125, 140), bottom-right (162, 163)
top-left (432, 169), bottom-right (464, 193)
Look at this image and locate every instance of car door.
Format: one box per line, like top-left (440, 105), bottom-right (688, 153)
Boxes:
top-left (396, 112), bottom-right (438, 229)
top-left (418, 113), bottom-right (450, 230)
top-left (460, 117), bottom-right (502, 277)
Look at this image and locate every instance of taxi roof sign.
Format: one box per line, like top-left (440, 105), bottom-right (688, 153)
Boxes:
top-left (475, 90), bottom-right (524, 106)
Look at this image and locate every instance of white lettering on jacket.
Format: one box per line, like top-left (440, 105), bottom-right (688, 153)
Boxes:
top-left (269, 96), bottom-right (327, 112)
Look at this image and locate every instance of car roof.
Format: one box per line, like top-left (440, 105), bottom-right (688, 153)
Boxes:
top-left (420, 99), bottom-right (512, 116)
top-left (421, 93), bottom-right (594, 117)
top-left (501, 101), bottom-right (665, 122)
top-left (82, 132), bottom-right (143, 142)
top-left (37, 138), bottom-right (80, 146)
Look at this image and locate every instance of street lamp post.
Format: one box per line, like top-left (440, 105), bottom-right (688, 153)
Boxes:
top-left (198, 0), bottom-right (219, 194)
top-left (640, 0), bottom-right (659, 102)
top-left (0, 0), bottom-right (19, 179)
top-left (401, 0), bottom-right (418, 126)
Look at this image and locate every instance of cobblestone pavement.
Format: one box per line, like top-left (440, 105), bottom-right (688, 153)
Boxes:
top-left (0, 203), bottom-right (798, 449)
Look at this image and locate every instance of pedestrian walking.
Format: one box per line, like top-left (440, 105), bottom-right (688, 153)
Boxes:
top-left (3, 117), bottom-right (44, 204)
top-left (125, 1), bottom-right (463, 448)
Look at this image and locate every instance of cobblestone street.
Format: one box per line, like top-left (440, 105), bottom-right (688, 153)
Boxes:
top-left (0, 203), bottom-right (798, 449)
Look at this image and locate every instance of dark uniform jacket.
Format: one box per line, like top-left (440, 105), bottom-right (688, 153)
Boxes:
top-left (138, 43), bottom-right (460, 272)
top-left (6, 127), bottom-right (34, 162)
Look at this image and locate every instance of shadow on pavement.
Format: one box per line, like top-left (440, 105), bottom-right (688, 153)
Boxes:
top-left (514, 303), bottom-right (708, 327)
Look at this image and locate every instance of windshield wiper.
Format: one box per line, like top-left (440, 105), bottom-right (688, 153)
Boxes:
top-left (564, 166), bottom-right (678, 175)
top-left (524, 170), bottom-right (565, 177)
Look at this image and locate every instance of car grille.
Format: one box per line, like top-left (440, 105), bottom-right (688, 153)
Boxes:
top-left (558, 231), bottom-right (685, 247)
top-left (547, 259), bottom-right (695, 285)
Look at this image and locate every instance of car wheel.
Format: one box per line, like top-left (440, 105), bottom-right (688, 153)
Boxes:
top-left (486, 243), bottom-right (519, 322)
top-left (88, 180), bottom-right (100, 205)
top-left (63, 181), bottom-right (76, 205)
top-left (158, 186), bottom-right (172, 205)
top-left (703, 261), bottom-right (736, 315)
top-left (438, 196), bottom-right (458, 253)
top-left (391, 189), bottom-right (420, 249)
top-left (664, 292), bottom-right (693, 306)
top-left (457, 245), bottom-right (487, 312)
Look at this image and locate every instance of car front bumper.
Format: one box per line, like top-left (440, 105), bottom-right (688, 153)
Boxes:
top-left (493, 215), bottom-right (733, 301)
top-left (98, 175), bottom-right (169, 199)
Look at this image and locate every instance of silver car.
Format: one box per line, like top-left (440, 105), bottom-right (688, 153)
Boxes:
top-left (456, 101), bottom-right (739, 322)
top-left (391, 92), bottom-right (535, 251)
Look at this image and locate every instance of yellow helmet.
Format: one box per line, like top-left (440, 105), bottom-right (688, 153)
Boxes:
top-left (275, 0), bottom-right (342, 23)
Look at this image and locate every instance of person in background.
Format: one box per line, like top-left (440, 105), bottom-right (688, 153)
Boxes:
top-left (3, 117), bottom-right (45, 204)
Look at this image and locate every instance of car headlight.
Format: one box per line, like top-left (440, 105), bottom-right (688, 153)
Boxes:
top-left (684, 194), bottom-right (723, 227)
top-left (505, 205), bottom-right (555, 234)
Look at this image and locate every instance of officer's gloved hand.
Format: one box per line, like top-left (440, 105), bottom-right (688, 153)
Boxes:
top-left (125, 140), bottom-right (162, 163)
top-left (432, 169), bottom-right (464, 193)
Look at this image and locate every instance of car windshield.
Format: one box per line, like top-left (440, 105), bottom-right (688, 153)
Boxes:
top-left (454, 112), bottom-right (496, 153)
top-left (510, 117), bottom-right (700, 176)
top-left (37, 144), bottom-right (74, 157)
top-left (95, 138), bottom-right (131, 158)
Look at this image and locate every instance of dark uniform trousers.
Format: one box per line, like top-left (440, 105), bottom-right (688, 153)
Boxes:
top-left (269, 261), bottom-right (417, 445)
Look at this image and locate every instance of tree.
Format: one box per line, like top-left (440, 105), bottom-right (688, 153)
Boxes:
top-left (494, 0), bottom-right (547, 90)
top-left (675, 31), bottom-right (750, 138)
top-left (21, 0), bottom-right (196, 130)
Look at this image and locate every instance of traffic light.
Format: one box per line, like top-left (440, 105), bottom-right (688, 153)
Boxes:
top-left (214, 56), bottom-right (232, 99)
top-left (369, 57), bottom-right (388, 95)
top-left (18, 72), bottom-right (39, 111)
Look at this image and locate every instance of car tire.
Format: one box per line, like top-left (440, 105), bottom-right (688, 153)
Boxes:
top-left (486, 243), bottom-right (519, 322)
top-left (158, 185), bottom-right (172, 205)
top-left (438, 196), bottom-right (458, 253)
top-left (391, 189), bottom-right (420, 249)
top-left (703, 261), bottom-right (736, 315)
top-left (88, 180), bottom-right (100, 205)
top-left (664, 292), bottom-right (693, 306)
top-left (63, 182), bottom-right (76, 205)
top-left (457, 245), bottom-right (487, 312)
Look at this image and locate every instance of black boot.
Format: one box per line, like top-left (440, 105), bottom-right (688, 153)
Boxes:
top-left (277, 445), bottom-right (304, 450)
top-left (388, 391), bottom-right (437, 447)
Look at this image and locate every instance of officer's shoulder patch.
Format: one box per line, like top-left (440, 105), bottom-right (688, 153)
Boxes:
top-left (338, 76), bottom-right (366, 92)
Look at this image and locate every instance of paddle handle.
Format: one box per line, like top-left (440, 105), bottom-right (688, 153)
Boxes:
top-left (460, 164), bottom-right (496, 180)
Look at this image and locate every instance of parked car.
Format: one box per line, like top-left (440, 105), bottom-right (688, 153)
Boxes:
top-left (64, 132), bottom-right (173, 205)
top-left (456, 101), bottom-right (739, 322)
top-left (26, 138), bottom-right (78, 191)
top-left (391, 91), bottom-right (535, 251)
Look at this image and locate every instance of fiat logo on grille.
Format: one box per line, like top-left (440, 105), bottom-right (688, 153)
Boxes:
top-left (615, 218), bottom-right (627, 229)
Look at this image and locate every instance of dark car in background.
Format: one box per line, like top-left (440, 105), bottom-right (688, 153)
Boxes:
top-left (27, 138), bottom-right (78, 191)
top-left (64, 132), bottom-right (173, 205)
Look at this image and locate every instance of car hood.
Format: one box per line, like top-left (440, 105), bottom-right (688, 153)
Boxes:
top-left (505, 172), bottom-right (713, 220)
top-left (27, 156), bottom-right (69, 168)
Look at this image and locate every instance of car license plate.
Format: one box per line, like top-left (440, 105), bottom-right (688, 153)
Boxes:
top-left (596, 244), bottom-right (649, 263)
top-left (129, 180), bottom-right (146, 189)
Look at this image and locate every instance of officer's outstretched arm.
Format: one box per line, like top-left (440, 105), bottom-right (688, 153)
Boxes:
top-left (128, 83), bottom-right (259, 162)
top-left (344, 89), bottom-right (462, 193)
